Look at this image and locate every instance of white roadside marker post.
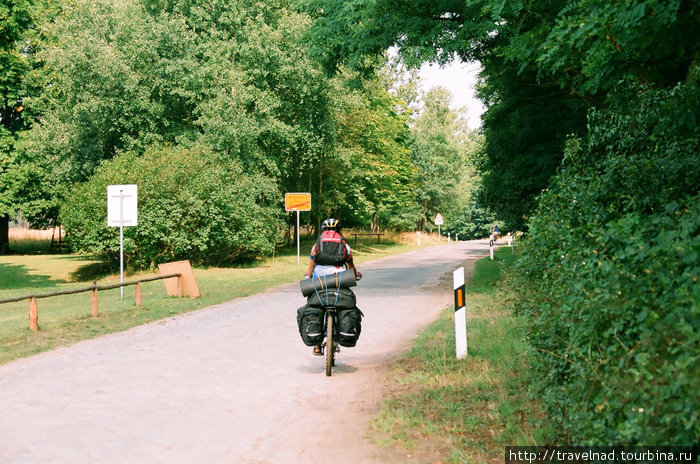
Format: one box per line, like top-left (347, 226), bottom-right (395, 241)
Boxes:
top-left (490, 238), bottom-right (495, 261)
top-left (453, 267), bottom-right (467, 359)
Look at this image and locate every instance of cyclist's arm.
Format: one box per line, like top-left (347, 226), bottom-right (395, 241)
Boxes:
top-left (304, 258), bottom-right (315, 279)
top-left (344, 243), bottom-right (361, 279)
top-left (346, 260), bottom-right (361, 280)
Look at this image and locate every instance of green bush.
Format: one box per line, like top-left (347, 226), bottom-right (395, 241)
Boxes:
top-left (61, 145), bottom-right (284, 269)
top-left (513, 84), bottom-right (700, 444)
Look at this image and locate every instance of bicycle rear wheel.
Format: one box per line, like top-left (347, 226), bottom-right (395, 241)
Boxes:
top-left (325, 311), bottom-right (334, 376)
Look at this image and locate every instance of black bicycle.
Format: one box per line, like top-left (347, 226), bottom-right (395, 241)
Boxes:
top-left (300, 270), bottom-right (359, 376)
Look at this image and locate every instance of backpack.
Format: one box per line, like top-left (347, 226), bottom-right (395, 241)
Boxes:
top-left (314, 230), bottom-right (347, 266)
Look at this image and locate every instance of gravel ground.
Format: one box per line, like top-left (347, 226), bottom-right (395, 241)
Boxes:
top-left (0, 239), bottom-right (491, 464)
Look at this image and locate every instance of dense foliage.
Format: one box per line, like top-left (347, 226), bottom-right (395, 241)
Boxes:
top-left (514, 85), bottom-right (699, 444)
top-left (509, 0), bottom-right (700, 444)
top-left (62, 146), bottom-right (283, 268)
top-left (408, 87), bottom-right (493, 238)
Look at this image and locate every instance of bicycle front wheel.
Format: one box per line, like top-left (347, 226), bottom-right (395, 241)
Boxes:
top-left (325, 311), bottom-right (334, 377)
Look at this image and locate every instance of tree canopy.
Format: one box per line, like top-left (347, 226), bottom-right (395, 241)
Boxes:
top-left (2, 0), bottom-right (486, 262)
top-left (299, 0), bottom-right (699, 229)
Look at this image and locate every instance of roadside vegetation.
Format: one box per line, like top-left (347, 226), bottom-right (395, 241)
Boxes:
top-left (306, 0), bottom-right (699, 445)
top-left (2, 0), bottom-right (697, 447)
top-left (372, 248), bottom-right (551, 463)
top-left (0, 230), bottom-right (440, 365)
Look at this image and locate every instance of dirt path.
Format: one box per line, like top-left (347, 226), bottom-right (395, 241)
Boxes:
top-left (0, 239), bottom-right (491, 463)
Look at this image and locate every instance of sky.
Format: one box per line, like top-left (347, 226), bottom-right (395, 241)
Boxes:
top-left (418, 59), bottom-right (485, 130)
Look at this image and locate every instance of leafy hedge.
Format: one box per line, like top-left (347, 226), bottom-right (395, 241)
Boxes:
top-left (61, 145), bottom-right (284, 269)
top-left (513, 85), bottom-right (699, 444)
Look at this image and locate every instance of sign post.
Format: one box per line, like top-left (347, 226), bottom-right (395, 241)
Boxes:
top-left (285, 193), bottom-right (311, 266)
top-left (453, 267), bottom-right (467, 359)
top-left (107, 185), bottom-right (138, 299)
top-left (434, 213), bottom-right (444, 241)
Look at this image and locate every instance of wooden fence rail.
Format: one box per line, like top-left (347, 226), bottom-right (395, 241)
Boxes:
top-left (0, 273), bottom-right (182, 331)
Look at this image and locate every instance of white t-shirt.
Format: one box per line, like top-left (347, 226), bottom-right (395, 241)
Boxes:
top-left (311, 243), bottom-right (353, 278)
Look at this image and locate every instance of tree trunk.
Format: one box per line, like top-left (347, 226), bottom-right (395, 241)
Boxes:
top-left (0, 214), bottom-right (9, 255)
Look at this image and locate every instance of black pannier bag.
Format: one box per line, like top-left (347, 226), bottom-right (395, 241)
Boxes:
top-left (296, 305), bottom-right (324, 346)
top-left (336, 307), bottom-right (363, 347)
top-left (307, 287), bottom-right (356, 309)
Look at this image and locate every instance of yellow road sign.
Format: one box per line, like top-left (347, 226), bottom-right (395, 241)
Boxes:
top-left (285, 192), bottom-right (311, 212)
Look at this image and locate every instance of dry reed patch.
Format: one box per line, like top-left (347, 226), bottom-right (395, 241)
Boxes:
top-left (8, 227), bottom-right (64, 241)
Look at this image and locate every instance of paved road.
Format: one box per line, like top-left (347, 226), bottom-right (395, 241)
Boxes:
top-left (0, 239), bottom-right (491, 464)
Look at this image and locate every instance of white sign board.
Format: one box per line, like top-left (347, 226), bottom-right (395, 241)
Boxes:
top-left (434, 213), bottom-right (444, 225)
top-left (107, 184), bottom-right (138, 227)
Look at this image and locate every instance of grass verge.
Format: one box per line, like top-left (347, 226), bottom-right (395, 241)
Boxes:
top-left (0, 232), bottom-right (440, 365)
top-left (370, 248), bottom-right (552, 463)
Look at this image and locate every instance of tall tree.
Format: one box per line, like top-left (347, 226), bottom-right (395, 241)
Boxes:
top-left (0, 0), bottom-right (34, 253)
top-left (301, 62), bottom-right (424, 233)
top-left (298, 0), bottom-right (589, 230)
top-left (477, 58), bottom-right (587, 229)
top-left (409, 87), bottom-right (468, 229)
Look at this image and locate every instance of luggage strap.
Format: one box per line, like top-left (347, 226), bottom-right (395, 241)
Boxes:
top-left (312, 273), bottom-right (342, 307)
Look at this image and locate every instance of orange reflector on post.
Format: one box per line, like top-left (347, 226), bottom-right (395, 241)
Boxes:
top-left (454, 285), bottom-right (465, 312)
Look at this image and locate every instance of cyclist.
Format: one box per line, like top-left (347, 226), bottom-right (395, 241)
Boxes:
top-left (304, 218), bottom-right (361, 280)
top-left (304, 218), bottom-right (361, 355)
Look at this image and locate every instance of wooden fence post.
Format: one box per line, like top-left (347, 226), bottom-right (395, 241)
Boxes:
top-left (29, 297), bottom-right (38, 331)
top-left (91, 280), bottom-right (98, 317)
top-left (135, 282), bottom-right (142, 307)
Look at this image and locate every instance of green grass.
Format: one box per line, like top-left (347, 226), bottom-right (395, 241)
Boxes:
top-left (370, 248), bottom-right (553, 463)
top-left (0, 235), bottom-right (425, 365)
